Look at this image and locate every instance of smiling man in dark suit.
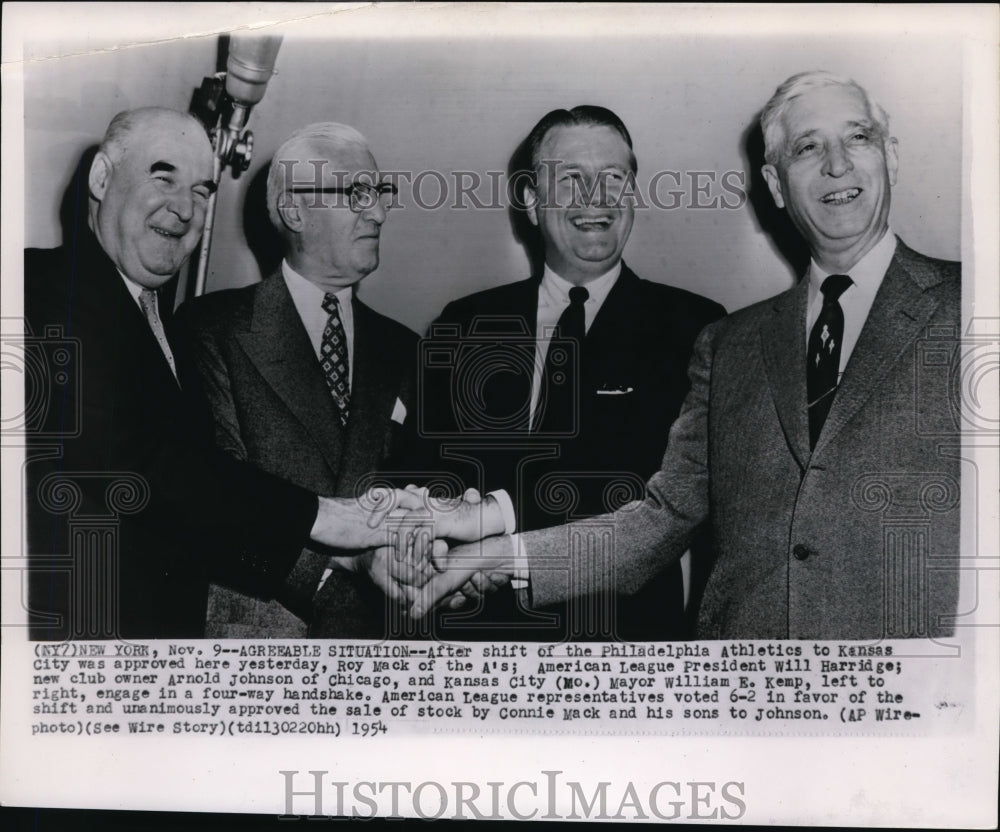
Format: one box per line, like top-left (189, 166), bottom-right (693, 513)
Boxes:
top-left (412, 72), bottom-right (962, 640)
top-left (419, 106), bottom-right (724, 640)
top-left (24, 109), bottom-right (420, 640)
top-left (179, 122), bottom-right (419, 638)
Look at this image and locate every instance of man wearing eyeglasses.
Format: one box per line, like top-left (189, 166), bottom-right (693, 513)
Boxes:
top-left (179, 122), bottom-right (416, 638)
top-left (24, 109), bottom-right (429, 640)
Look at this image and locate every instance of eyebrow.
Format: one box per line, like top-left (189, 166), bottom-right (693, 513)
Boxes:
top-left (789, 119), bottom-right (875, 141)
top-left (150, 161), bottom-right (217, 193)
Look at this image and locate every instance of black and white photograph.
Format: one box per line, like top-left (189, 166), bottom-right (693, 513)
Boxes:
top-left (2, 3), bottom-right (997, 826)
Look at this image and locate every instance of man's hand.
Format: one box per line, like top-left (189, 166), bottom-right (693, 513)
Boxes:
top-left (309, 487), bottom-right (435, 557)
top-left (391, 486), bottom-right (508, 554)
top-left (410, 534), bottom-right (518, 618)
top-left (358, 538), bottom-right (449, 603)
top-left (440, 570), bottom-right (512, 611)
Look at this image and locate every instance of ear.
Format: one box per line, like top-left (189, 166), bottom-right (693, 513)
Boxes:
top-left (276, 192), bottom-right (304, 233)
top-left (884, 136), bottom-right (899, 187)
top-left (88, 151), bottom-right (113, 201)
top-left (761, 163), bottom-right (785, 210)
top-left (524, 183), bottom-right (540, 227)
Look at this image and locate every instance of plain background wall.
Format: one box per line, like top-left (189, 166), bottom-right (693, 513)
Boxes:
top-left (23, 21), bottom-right (962, 334)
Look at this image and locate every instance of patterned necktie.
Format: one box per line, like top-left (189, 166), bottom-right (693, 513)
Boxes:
top-left (320, 293), bottom-right (351, 426)
top-left (807, 273), bottom-right (852, 449)
top-left (534, 285), bottom-right (589, 434)
top-left (137, 288), bottom-right (177, 378)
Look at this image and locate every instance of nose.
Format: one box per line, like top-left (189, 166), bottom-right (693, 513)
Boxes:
top-left (822, 141), bottom-right (854, 178)
top-left (362, 198), bottom-right (387, 225)
top-left (167, 189), bottom-right (195, 223)
top-left (567, 175), bottom-right (603, 209)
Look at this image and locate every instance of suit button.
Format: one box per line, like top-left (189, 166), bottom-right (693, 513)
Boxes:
top-left (792, 544), bottom-right (811, 561)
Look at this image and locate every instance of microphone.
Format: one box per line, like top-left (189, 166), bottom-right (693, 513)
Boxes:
top-left (190, 33), bottom-right (282, 297)
top-left (224, 34), bottom-right (282, 134)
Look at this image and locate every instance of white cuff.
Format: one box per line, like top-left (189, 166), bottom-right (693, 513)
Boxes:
top-left (316, 567), bottom-right (333, 593)
top-left (487, 489), bottom-right (517, 534)
top-left (509, 532), bottom-right (530, 589)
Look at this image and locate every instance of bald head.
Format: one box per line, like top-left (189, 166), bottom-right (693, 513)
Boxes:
top-left (88, 107), bottom-right (215, 287)
top-left (266, 122), bottom-right (372, 231)
top-left (265, 122), bottom-right (387, 290)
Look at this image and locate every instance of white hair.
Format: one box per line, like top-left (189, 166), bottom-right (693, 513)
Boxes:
top-left (760, 71), bottom-right (891, 166)
top-left (266, 122), bottom-right (371, 230)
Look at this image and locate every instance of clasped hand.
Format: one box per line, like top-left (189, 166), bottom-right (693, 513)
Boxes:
top-left (352, 485), bottom-right (514, 615)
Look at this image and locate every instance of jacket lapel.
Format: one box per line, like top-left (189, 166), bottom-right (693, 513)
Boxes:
top-left (813, 240), bottom-right (943, 456)
top-left (760, 278), bottom-right (811, 469)
top-left (336, 299), bottom-right (400, 494)
top-left (584, 263), bottom-right (641, 360)
top-left (83, 235), bottom-right (182, 392)
top-left (235, 272), bottom-right (346, 476)
top-left (476, 278), bottom-right (539, 431)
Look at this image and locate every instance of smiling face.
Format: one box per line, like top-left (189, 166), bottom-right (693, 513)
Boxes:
top-left (283, 140), bottom-right (386, 290)
top-left (89, 111), bottom-right (215, 288)
top-left (525, 124), bottom-right (635, 285)
top-left (762, 84), bottom-right (898, 272)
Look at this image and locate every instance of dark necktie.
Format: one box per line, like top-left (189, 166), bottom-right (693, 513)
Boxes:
top-left (534, 285), bottom-right (589, 434)
top-left (807, 273), bottom-right (852, 449)
top-left (320, 293), bottom-right (350, 427)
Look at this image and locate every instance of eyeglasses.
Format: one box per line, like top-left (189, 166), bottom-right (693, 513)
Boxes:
top-left (288, 182), bottom-right (398, 212)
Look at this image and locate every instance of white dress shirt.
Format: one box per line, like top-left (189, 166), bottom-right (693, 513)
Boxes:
top-left (806, 230), bottom-right (897, 378)
top-left (118, 269), bottom-right (149, 308)
top-left (282, 260), bottom-right (356, 387)
top-left (511, 261), bottom-right (623, 584)
top-left (529, 262), bottom-right (622, 422)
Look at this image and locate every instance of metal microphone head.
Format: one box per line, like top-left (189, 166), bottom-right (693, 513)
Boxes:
top-left (225, 34), bottom-right (282, 106)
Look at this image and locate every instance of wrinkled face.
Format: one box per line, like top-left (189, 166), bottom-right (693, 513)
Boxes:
top-left (526, 124), bottom-right (635, 284)
top-left (762, 85), bottom-right (898, 269)
top-left (90, 113), bottom-right (215, 288)
top-left (290, 142), bottom-right (386, 288)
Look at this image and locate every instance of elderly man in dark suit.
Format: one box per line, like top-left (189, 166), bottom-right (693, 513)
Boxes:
top-left (412, 72), bottom-right (961, 640)
top-left (179, 122), bottom-right (423, 638)
top-left (419, 105), bottom-right (724, 640)
top-left (24, 108), bottom-right (420, 640)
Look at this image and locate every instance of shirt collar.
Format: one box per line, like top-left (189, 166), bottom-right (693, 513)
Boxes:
top-left (282, 259), bottom-right (354, 308)
top-left (117, 269), bottom-right (149, 307)
top-left (809, 229), bottom-right (897, 297)
top-left (541, 261), bottom-right (622, 307)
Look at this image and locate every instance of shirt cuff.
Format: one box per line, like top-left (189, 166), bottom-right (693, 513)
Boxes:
top-left (487, 489), bottom-right (517, 535)
top-left (316, 567), bottom-right (333, 593)
top-left (509, 532), bottom-right (530, 589)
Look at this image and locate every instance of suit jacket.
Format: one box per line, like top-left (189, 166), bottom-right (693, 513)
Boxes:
top-left (526, 239), bottom-right (961, 639)
top-left (178, 271), bottom-right (418, 638)
top-left (420, 263), bottom-right (725, 640)
top-left (23, 231), bottom-right (318, 640)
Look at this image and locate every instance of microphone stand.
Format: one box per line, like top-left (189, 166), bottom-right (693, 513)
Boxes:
top-left (189, 34), bottom-right (281, 298)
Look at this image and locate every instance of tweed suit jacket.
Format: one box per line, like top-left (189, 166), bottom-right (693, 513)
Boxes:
top-left (524, 239), bottom-right (961, 639)
top-left (421, 264), bottom-right (724, 640)
top-left (179, 271), bottom-right (418, 638)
